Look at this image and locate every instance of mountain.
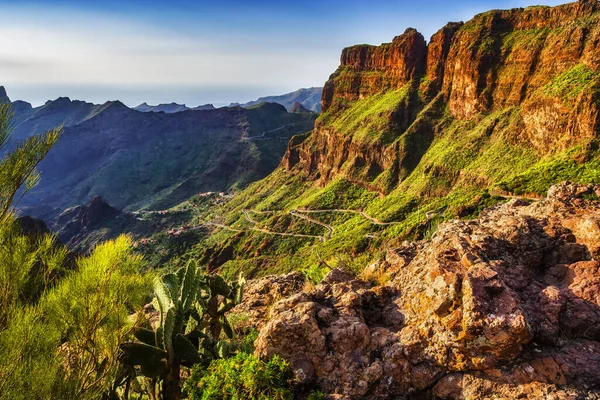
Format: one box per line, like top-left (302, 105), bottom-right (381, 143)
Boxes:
top-left (289, 102), bottom-right (312, 114)
top-left (134, 102), bottom-right (216, 113)
top-left (8, 96), bottom-right (105, 142)
top-left (176, 0), bottom-right (600, 278)
top-left (0, 86), bottom-right (10, 103)
top-left (16, 100), bottom-right (316, 220)
top-left (236, 87), bottom-right (322, 112)
top-left (165, 1), bottom-right (600, 397)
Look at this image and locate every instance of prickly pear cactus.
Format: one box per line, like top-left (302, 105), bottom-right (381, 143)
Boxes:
top-left (119, 260), bottom-right (245, 399)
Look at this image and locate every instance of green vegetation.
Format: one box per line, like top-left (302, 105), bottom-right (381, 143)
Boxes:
top-left (184, 353), bottom-right (294, 400)
top-left (0, 105), bottom-right (302, 400)
top-left (543, 64), bottom-right (600, 101)
top-left (499, 142), bottom-right (600, 195)
top-left (119, 261), bottom-right (245, 400)
top-left (320, 87), bottom-right (410, 144)
top-left (0, 233), bottom-right (150, 399)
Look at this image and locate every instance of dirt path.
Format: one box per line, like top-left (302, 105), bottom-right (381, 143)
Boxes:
top-left (489, 191), bottom-right (542, 201)
top-left (210, 211), bottom-right (326, 242)
top-left (295, 208), bottom-right (401, 226)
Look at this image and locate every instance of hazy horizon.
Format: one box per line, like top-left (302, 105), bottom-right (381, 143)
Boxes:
top-left (1, 0), bottom-right (566, 107)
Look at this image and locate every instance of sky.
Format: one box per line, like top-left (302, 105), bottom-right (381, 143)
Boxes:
top-left (0, 0), bottom-right (566, 107)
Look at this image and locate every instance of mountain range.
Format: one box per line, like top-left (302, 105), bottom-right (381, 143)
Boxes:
top-left (133, 102), bottom-right (216, 113)
top-left (5, 0), bottom-right (600, 398)
top-left (231, 87), bottom-right (323, 112)
top-left (2, 89), bottom-right (317, 220)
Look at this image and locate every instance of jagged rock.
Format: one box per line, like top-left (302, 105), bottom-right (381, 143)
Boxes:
top-left (231, 272), bottom-right (306, 328)
top-left (283, 0), bottom-right (600, 192)
top-left (255, 183), bottom-right (600, 398)
top-left (322, 28), bottom-right (427, 112)
top-left (52, 196), bottom-right (121, 251)
top-left (0, 86), bottom-right (10, 104)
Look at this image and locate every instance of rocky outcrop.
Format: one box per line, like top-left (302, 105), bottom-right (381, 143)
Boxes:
top-left (232, 272), bottom-right (306, 328)
top-left (322, 28), bottom-right (427, 112)
top-left (283, 0), bottom-right (600, 192)
top-left (0, 86), bottom-right (10, 104)
top-left (290, 102), bottom-right (312, 114)
top-left (255, 183), bottom-right (600, 398)
top-left (15, 216), bottom-right (51, 237)
top-left (52, 196), bottom-right (121, 250)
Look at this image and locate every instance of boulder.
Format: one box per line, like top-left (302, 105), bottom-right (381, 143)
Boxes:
top-left (255, 183), bottom-right (600, 398)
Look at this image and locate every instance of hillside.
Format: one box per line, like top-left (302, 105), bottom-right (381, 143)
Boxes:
top-left (169, 0), bottom-right (600, 278)
top-left (12, 98), bottom-right (316, 220)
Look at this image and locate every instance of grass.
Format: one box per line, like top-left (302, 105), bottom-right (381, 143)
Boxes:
top-left (321, 87), bottom-right (410, 145)
top-left (543, 64), bottom-right (599, 101)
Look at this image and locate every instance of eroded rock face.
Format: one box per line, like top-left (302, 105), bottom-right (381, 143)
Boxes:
top-left (322, 28), bottom-right (427, 113)
top-left (283, 1), bottom-right (600, 193)
top-left (255, 183), bottom-right (600, 398)
top-left (231, 271), bottom-right (306, 328)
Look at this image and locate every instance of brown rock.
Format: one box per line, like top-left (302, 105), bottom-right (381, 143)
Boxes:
top-left (256, 183), bottom-right (600, 398)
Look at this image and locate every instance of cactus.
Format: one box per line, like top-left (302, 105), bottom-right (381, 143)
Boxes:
top-left (119, 260), bottom-right (245, 400)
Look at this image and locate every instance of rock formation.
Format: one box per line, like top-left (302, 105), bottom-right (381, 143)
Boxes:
top-left (284, 0), bottom-right (600, 192)
top-left (255, 183), bottom-right (600, 398)
top-left (290, 102), bottom-right (313, 114)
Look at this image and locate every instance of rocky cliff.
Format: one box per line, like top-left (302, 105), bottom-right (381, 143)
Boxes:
top-left (254, 183), bottom-right (600, 398)
top-left (285, 0), bottom-right (600, 193)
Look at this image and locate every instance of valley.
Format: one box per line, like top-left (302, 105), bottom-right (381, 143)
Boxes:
top-left (2, 0), bottom-right (600, 398)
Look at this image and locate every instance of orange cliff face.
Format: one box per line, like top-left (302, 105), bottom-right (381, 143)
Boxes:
top-left (321, 28), bottom-right (428, 112)
top-left (283, 0), bottom-right (600, 192)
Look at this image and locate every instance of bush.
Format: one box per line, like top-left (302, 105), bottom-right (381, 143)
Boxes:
top-left (184, 352), bottom-right (294, 400)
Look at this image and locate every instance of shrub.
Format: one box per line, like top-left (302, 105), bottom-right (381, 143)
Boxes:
top-left (184, 352), bottom-right (294, 400)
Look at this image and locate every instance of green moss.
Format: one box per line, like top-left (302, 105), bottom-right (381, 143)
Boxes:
top-left (501, 28), bottom-right (549, 51)
top-left (323, 87), bottom-right (410, 144)
top-left (543, 64), bottom-right (600, 100)
top-left (499, 142), bottom-right (600, 195)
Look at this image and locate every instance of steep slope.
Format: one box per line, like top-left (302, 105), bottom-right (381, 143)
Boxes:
top-left (17, 101), bottom-right (316, 219)
top-left (237, 87), bottom-right (323, 112)
top-left (180, 0), bottom-right (600, 278)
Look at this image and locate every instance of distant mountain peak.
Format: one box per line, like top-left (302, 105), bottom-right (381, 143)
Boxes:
top-left (234, 87), bottom-right (322, 112)
top-left (134, 102), bottom-right (191, 113)
top-left (0, 86), bottom-right (10, 103)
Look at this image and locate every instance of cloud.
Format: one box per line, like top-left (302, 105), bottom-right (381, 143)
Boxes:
top-left (0, 6), bottom-right (337, 96)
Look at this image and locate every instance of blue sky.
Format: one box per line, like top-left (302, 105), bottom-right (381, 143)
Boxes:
top-left (0, 0), bottom-right (566, 107)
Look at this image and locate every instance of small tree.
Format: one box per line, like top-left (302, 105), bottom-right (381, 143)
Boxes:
top-left (119, 260), bottom-right (245, 400)
top-left (0, 103), bottom-right (61, 224)
top-left (0, 102), bottom-right (62, 327)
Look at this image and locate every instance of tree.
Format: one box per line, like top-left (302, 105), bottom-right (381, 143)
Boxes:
top-left (0, 102), bottom-right (63, 326)
top-left (0, 102), bottom-right (61, 224)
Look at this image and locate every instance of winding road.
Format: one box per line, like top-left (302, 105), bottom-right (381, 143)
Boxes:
top-left (295, 208), bottom-right (401, 226)
top-left (244, 123), bottom-right (300, 140)
top-left (240, 207), bottom-right (399, 241)
top-left (143, 190), bottom-right (541, 245)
